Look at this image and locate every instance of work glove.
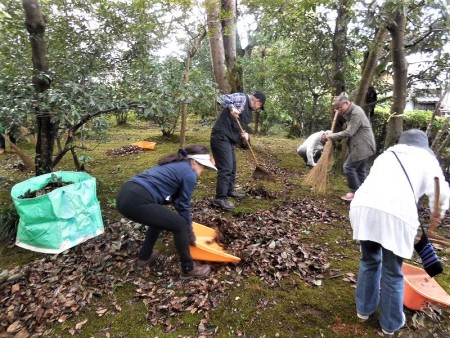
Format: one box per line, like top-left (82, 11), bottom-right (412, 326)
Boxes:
top-left (188, 223), bottom-right (196, 246)
top-left (188, 230), bottom-right (196, 246)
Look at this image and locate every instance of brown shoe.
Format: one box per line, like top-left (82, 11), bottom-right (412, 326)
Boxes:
top-left (180, 262), bottom-right (211, 280)
top-left (136, 249), bottom-right (160, 268)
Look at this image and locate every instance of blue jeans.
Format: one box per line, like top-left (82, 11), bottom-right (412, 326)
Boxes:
top-left (343, 156), bottom-right (367, 192)
top-left (355, 241), bottom-right (405, 333)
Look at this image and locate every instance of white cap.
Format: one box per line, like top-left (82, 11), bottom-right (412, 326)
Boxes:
top-left (187, 154), bottom-right (217, 170)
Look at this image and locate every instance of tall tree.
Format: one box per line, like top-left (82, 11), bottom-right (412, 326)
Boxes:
top-left (353, 26), bottom-right (388, 112)
top-left (222, 0), bottom-right (240, 92)
top-left (180, 27), bottom-right (207, 148)
top-left (22, 0), bottom-right (54, 175)
top-left (205, 0), bottom-right (231, 93)
top-left (384, 2), bottom-right (408, 149)
top-left (331, 0), bottom-right (351, 97)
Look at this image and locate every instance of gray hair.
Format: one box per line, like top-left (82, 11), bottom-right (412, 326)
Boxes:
top-left (332, 95), bottom-right (349, 105)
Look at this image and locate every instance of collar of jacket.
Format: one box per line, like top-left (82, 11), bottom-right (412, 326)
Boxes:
top-left (343, 102), bottom-right (355, 119)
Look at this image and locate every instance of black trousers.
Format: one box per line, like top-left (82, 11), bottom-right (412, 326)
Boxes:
top-left (297, 149), bottom-right (323, 167)
top-left (116, 181), bottom-right (193, 273)
top-left (210, 133), bottom-right (236, 199)
top-left (0, 133), bottom-right (16, 149)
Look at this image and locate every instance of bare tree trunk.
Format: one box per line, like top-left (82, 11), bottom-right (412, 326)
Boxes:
top-left (354, 26), bottom-right (388, 110)
top-left (22, 0), bottom-right (55, 176)
top-left (331, 0), bottom-right (350, 98)
top-left (436, 132), bottom-right (450, 158)
top-left (384, 8), bottom-right (407, 149)
top-left (179, 59), bottom-right (192, 150)
top-left (206, 0), bottom-right (231, 94)
top-left (179, 29), bottom-right (206, 148)
top-left (431, 117), bottom-right (450, 150)
top-left (427, 81), bottom-right (450, 136)
top-left (222, 0), bottom-right (239, 93)
top-left (331, 0), bottom-right (350, 170)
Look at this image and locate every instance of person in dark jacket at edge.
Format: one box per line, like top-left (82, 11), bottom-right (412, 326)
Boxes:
top-left (210, 91), bottom-right (266, 210)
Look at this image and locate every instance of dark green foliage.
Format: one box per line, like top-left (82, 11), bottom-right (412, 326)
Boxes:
top-left (0, 203), bottom-right (19, 243)
top-left (371, 108), bottom-right (446, 153)
top-left (404, 111), bottom-right (445, 136)
top-left (115, 111), bottom-right (129, 125)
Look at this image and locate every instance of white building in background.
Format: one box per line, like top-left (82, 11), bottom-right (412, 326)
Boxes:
top-left (404, 51), bottom-right (450, 115)
top-left (404, 85), bottom-right (450, 113)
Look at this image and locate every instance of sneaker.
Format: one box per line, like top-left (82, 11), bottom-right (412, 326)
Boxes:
top-left (136, 249), bottom-right (161, 268)
top-left (180, 262), bottom-right (211, 280)
top-left (0, 148), bottom-right (4, 154)
top-left (340, 192), bottom-right (355, 201)
top-left (381, 312), bottom-right (406, 335)
top-left (357, 313), bottom-right (369, 321)
top-left (212, 198), bottom-right (235, 210)
top-left (227, 190), bottom-right (246, 199)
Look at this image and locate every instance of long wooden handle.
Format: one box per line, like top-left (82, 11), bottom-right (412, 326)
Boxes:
top-left (234, 117), bottom-right (259, 165)
top-left (433, 177), bottom-right (440, 217)
top-left (430, 177), bottom-right (440, 232)
top-left (330, 110), bottom-right (339, 133)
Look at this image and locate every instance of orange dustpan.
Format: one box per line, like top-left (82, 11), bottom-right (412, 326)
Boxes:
top-left (189, 222), bottom-right (240, 263)
top-left (402, 262), bottom-right (450, 310)
top-left (132, 141), bottom-right (156, 150)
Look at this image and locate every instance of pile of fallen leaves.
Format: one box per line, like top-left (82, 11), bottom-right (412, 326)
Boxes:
top-left (0, 197), bottom-right (347, 336)
top-left (193, 198), bottom-right (348, 285)
top-left (105, 145), bottom-right (144, 156)
top-left (18, 175), bottom-right (74, 199)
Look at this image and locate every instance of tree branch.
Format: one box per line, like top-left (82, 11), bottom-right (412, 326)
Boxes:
top-left (51, 102), bottom-right (140, 169)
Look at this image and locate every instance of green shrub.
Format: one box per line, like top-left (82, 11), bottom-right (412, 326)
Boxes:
top-left (371, 108), bottom-right (447, 153)
top-left (0, 203), bottom-right (19, 243)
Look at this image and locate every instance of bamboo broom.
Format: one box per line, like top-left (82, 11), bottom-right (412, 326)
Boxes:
top-left (303, 111), bottom-right (339, 194)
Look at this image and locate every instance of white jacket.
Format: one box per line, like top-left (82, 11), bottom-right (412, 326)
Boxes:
top-left (350, 144), bottom-right (450, 258)
top-left (296, 131), bottom-right (325, 166)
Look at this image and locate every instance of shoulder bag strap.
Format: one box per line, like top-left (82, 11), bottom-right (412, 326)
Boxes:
top-left (391, 151), bottom-right (427, 234)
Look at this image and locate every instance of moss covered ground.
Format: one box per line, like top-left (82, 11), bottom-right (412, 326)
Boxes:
top-left (1, 116), bottom-right (450, 337)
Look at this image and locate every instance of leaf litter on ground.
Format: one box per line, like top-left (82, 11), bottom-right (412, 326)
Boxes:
top-left (1, 196), bottom-right (351, 336)
top-left (2, 142), bottom-right (450, 337)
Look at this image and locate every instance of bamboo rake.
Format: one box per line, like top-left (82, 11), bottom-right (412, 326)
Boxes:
top-left (234, 117), bottom-right (275, 181)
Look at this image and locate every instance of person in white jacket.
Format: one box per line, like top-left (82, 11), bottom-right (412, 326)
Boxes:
top-left (350, 129), bottom-right (450, 335)
top-left (297, 130), bottom-right (330, 167)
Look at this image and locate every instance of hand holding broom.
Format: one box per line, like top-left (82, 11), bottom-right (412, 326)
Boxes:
top-left (303, 110), bottom-right (339, 194)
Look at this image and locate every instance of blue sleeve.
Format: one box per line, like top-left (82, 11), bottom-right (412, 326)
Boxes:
top-left (173, 173), bottom-right (197, 229)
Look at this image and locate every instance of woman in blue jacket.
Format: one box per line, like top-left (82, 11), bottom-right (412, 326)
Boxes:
top-left (116, 144), bottom-right (217, 279)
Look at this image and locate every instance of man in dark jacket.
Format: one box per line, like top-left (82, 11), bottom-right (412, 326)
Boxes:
top-left (210, 91), bottom-right (266, 210)
top-left (328, 95), bottom-right (376, 201)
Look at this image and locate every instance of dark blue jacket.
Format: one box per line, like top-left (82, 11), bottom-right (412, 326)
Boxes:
top-left (129, 160), bottom-right (197, 226)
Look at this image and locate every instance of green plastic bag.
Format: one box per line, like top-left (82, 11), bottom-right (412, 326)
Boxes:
top-left (11, 171), bottom-right (104, 254)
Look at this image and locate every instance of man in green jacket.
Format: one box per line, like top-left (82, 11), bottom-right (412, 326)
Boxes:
top-left (328, 95), bottom-right (376, 201)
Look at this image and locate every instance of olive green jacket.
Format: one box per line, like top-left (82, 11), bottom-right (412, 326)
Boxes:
top-left (330, 103), bottom-right (376, 161)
